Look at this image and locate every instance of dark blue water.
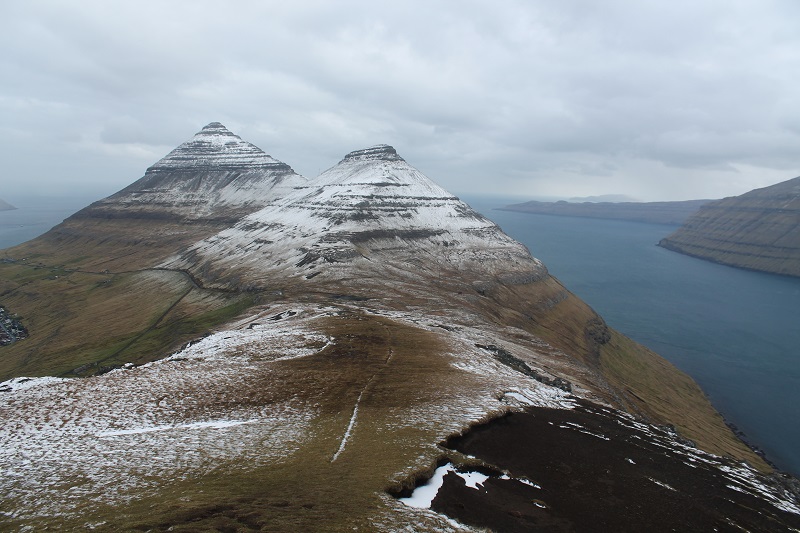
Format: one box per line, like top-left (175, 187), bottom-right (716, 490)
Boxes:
top-left (0, 196), bottom-right (97, 250)
top-left (464, 195), bottom-right (800, 476)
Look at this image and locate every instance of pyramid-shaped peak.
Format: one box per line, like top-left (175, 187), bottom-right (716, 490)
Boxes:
top-left (147, 123), bottom-right (290, 172)
top-left (202, 121), bottom-right (228, 131)
top-left (197, 122), bottom-right (239, 138)
top-left (341, 144), bottom-right (404, 163)
top-left (309, 144), bottom-right (455, 200)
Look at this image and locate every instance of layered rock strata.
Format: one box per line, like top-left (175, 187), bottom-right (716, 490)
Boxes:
top-left (659, 177), bottom-right (800, 277)
top-left (4, 123), bottom-right (306, 270)
top-left (170, 144), bottom-right (545, 291)
top-left (89, 122), bottom-right (303, 221)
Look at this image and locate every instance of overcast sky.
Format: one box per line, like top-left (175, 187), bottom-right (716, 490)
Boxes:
top-left (2, 1), bottom-right (800, 202)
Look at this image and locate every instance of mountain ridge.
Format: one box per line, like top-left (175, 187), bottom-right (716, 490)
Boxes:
top-left (659, 176), bottom-right (800, 276)
top-left (5, 123), bottom-right (307, 271)
top-left (166, 142), bottom-right (540, 291)
top-left (1, 123), bottom-right (797, 531)
top-left (92, 121), bottom-right (306, 219)
top-left (146, 122), bottom-right (291, 172)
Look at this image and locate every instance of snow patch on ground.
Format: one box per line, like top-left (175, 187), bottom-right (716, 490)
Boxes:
top-left (399, 464), bottom-right (491, 509)
top-left (399, 464), bottom-right (457, 508)
top-left (718, 464), bottom-right (800, 515)
top-left (501, 388), bottom-right (576, 410)
top-left (332, 382), bottom-right (370, 462)
top-left (458, 470), bottom-right (490, 489)
top-left (0, 307), bottom-right (333, 522)
top-left (648, 477), bottom-right (678, 492)
top-left (0, 375), bottom-right (67, 392)
top-left (97, 418), bottom-right (258, 437)
top-left (614, 409), bottom-right (800, 516)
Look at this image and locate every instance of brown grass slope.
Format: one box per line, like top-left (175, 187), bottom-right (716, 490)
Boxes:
top-left (0, 232), bottom-right (777, 531)
top-left (10, 288), bottom-right (773, 531)
top-left (470, 273), bottom-right (769, 470)
top-left (3, 212), bottom-right (239, 271)
top-left (261, 247), bottom-right (769, 471)
top-left (5, 311), bottom-right (498, 531)
top-left (1, 221), bottom-right (770, 470)
top-left (0, 260), bottom-right (255, 380)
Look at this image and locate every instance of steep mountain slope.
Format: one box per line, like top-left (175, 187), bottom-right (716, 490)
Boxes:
top-left (6, 122), bottom-right (306, 271)
top-left (0, 198), bottom-right (15, 211)
top-left (1, 128), bottom-right (797, 531)
top-left (659, 177), bottom-right (800, 276)
top-left (168, 144), bottom-right (544, 290)
top-left (0, 124), bottom-right (303, 379)
top-left (166, 143), bottom-right (783, 478)
top-left (93, 122), bottom-right (303, 220)
top-left (163, 145), bottom-right (762, 464)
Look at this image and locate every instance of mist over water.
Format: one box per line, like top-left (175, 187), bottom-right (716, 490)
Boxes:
top-left (465, 195), bottom-right (800, 476)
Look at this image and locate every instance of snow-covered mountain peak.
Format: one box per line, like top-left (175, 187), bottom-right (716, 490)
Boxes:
top-left (309, 144), bottom-right (454, 200)
top-left (147, 122), bottom-right (291, 173)
top-left (199, 121), bottom-right (234, 135)
top-left (340, 144), bottom-right (404, 163)
top-left (170, 145), bottom-right (544, 288)
top-left (79, 124), bottom-right (307, 222)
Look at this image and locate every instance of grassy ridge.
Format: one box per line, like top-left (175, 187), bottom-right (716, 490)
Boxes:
top-left (0, 263), bottom-right (255, 380)
top-left (14, 313), bottom-right (464, 532)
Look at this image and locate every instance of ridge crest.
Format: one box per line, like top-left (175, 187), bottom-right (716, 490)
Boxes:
top-left (146, 122), bottom-right (289, 172)
top-left (340, 144), bottom-right (404, 163)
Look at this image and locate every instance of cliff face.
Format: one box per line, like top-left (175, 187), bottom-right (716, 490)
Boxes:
top-left (659, 177), bottom-right (800, 277)
top-left (1, 124), bottom-right (797, 531)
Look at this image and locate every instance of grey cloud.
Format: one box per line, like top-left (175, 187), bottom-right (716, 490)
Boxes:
top-left (1, 1), bottom-right (799, 202)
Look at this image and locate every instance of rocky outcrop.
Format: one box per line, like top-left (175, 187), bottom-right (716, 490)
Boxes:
top-left (659, 177), bottom-right (800, 277)
top-left (0, 198), bottom-right (16, 211)
top-left (501, 199), bottom-right (711, 225)
top-left (0, 306), bottom-right (27, 346)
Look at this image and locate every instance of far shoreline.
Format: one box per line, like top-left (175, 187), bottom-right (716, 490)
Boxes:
top-left (499, 198), bottom-right (712, 226)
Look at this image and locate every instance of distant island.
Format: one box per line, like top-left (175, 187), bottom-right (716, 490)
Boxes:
top-left (568, 194), bottom-right (639, 203)
top-left (499, 199), bottom-right (712, 225)
top-left (659, 176), bottom-right (800, 277)
top-left (0, 198), bottom-right (16, 211)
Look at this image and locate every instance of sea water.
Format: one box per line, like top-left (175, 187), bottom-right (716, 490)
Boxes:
top-left (465, 195), bottom-right (800, 476)
top-left (0, 196), bottom-right (99, 250)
